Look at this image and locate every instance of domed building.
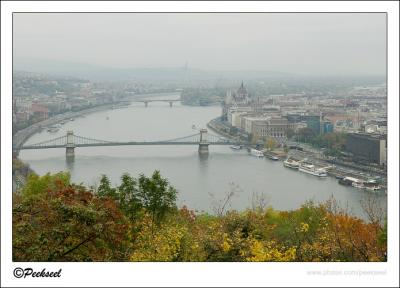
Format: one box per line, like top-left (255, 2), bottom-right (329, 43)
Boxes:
top-left (222, 81), bottom-right (252, 120)
top-left (233, 81), bottom-right (251, 105)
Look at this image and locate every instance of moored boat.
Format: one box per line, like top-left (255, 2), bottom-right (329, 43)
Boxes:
top-left (230, 145), bottom-right (242, 150)
top-left (283, 158), bottom-right (300, 169)
top-left (363, 180), bottom-right (381, 192)
top-left (352, 182), bottom-right (365, 189)
top-left (339, 176), bottom-right (363, 187)
top-left (298, 163), bottom-right (327, 177)
top-left (364, 186), bottom-right (381, 192)
top-left (266, 153), bottom-right (279, 161)
top-left (250, 148), bottom-right (264, 158)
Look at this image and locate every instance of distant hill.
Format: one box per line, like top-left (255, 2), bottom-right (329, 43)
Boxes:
top-left (13, 58), bottom-right (295, 82)
top-left (13, 58), bottom-right (385, 85)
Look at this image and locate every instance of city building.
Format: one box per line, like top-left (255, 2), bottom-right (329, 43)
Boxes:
top-left (242, 116), bottom-right (269, 134)
top-left (304, 115), bottom-right (321, 134)
top-left (29, 102), bottom-right (49, 121)
top-left (234, 81), bottom-right (251, 105)
top-left (345, 132), bottom-right (387, 166)
top-left (252, 117), bottom-right (291, 142)
top-left (222, 82), bottom-right (252, 118)
top-left (227, 106), bottom-right (253, 127)
top-left (322, 121), bottom-right (334, 134)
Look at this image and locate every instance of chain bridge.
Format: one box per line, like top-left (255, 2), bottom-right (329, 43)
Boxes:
top-left (17, 129), bottom-right (244, 158)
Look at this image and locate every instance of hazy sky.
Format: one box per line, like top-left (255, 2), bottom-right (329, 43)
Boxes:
top-left (13, 13), bottom-right (386, 75)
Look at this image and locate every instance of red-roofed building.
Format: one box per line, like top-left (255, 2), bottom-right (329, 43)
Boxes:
top-left (30, 102), bottom-right (49, 121)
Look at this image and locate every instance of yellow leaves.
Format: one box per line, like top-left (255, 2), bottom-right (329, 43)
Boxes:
top-left (130, 216), bottom-right (187, 261)
top-left (245, 239), bottom-right (296, 262)
top-left (300, 222), bottom-right (309, 233)
top-left (221, 233), bottom-right (232, 252)
top-left (295, 222), bottom-right (310, 234)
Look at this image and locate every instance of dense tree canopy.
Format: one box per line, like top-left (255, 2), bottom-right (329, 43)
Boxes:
top-left (13, 171), bottom-right (386, 262)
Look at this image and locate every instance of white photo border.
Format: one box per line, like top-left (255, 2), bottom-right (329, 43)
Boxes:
top-left (1, 1), bottom-right (399, 287)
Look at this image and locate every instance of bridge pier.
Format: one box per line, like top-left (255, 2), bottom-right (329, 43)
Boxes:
top-left (198, 128), bottom-right (209, 155)
top-left (66, 147), bottom-right (75, 158)
top-left (144, 101), bottom-right (148, 107)
top-left (66, 130), bottom-right (75, 159)
top-left (198, 143), bottom-right (209, 155)
top-left (169, 101), bottom-right (173, 107)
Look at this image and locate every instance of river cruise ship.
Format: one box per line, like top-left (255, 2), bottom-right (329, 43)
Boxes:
top-left (298, 163), bottom-right (327, 177)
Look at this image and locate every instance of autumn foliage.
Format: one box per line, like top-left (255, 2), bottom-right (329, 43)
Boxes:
top-left (13, 172), bottom-right (387, 262)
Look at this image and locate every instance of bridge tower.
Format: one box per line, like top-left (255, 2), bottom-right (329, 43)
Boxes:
top-left (66, 130), bottom-right (75, 159)
top-left (198, 128), bottom-right (209, 155)
top-left (144, 101), bottom-right (148, 107)
top-left (169, 101), bottom-right (173, 107)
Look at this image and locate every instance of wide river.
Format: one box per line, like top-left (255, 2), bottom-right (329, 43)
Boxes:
top-left (20, 94), bottom-right (386, 219)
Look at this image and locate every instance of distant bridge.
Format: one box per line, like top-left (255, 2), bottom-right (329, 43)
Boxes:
top-left (132, 99), bottom-right (181, 107)
top-left (17, 129), bottom-right (245, 158)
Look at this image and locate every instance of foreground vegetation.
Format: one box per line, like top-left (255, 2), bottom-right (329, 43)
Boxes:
top-left (13, 171), bottom-right (386, 262)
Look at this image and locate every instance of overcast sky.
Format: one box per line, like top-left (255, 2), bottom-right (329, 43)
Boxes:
top-left (13, 13), bottom-right (386, 76)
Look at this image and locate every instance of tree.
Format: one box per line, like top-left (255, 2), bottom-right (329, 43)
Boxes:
top-left (117, 173), bottom-right (142, 220)
top-left (97, 174), bottom-right (117, 199)
top-left (265, 137), bottom-right (277, 151)
top-left (137, 170), bottom-right (177, 225)
top-left (22, 172), bottom-right (70, 199)
top-left (13, 174), bottom-right (130, 261)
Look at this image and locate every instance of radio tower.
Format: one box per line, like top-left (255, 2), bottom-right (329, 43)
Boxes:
top-left (319, 111), bottom-right (324, 135)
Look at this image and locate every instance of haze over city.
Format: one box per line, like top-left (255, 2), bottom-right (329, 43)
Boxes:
top-left (14, 13), bottom-right (386, 76)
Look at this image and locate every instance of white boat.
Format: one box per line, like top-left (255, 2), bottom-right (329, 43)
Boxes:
top-left (365, 186), bottom-right (381, 192)
top-left (230, 145), bottom-right (242, 150)
top-left (266, 154), bottom-right (279, 161)
top-left (298, 163), bottom-right (327, 177)
top-left (283, 158), bottom-right (300, 169)
top-left (363, 181), bottom-right (381, 192)
top-left (250, 149), bottom-right (264, 158)
top-left (352, 182), bottom-right (365, 189)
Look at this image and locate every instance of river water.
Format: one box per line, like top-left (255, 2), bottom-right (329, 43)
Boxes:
top-left (19, 94), bottom-right (387, 219)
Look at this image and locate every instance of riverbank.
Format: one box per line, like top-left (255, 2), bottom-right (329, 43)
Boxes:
top-left (207, 116), bottom-right (387, 193)
top-left (13, 103), bottom-right (123, 152)
top-left (12, 104), bottom-right (120, 191)
top-left (207, 116), bottom-right (249, 143)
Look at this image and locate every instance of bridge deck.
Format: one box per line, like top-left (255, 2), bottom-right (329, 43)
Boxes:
top-left (20, 141), bottom-right (238, 150)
